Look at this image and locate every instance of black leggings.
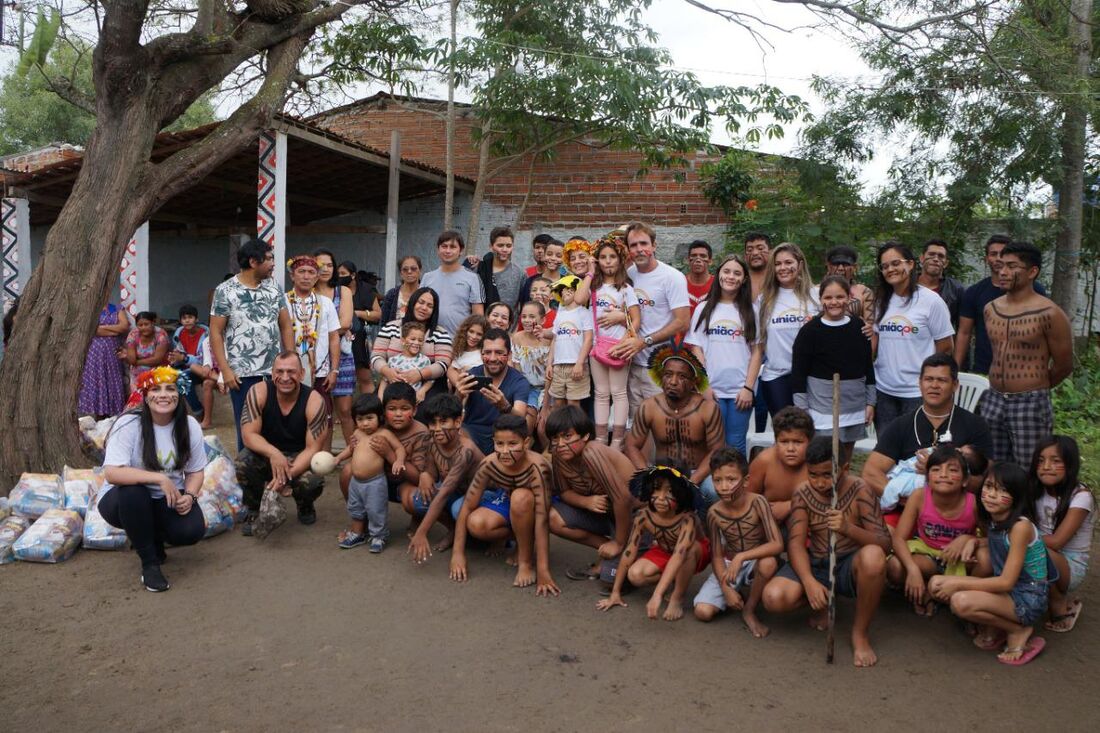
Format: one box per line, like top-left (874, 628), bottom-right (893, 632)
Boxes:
top-left (98, 485), bottom-right (206, 565)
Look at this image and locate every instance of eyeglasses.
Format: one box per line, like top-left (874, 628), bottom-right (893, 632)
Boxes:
top-left (879, 259), bottom-right (911, 272)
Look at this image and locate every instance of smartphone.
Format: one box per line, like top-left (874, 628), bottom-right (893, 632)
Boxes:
top-left (471, 375), bottom-right (494, 390)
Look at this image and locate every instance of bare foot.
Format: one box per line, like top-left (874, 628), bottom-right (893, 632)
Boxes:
top-left (432, 531), bottom-right (454, 553)
top-left (662, 597), bottom-right (684, 621)
top-left (852, 632), bottom-right (878, 667)
top-left (486, 539), bottom-right (507, 557)
top-left (997, 627), bottom-right (1034, 663)
top-left (742, 610), bottom-right (770, 638)
top-left (199, 421), bottom-right (212, 430)
top-left (808, 609), bottom-right (829, 631)
top-left (513, 563), bottom-right (536, 588)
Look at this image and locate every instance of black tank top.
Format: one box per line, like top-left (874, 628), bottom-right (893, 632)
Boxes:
top-left (261, 381), bottom-right (313, 453)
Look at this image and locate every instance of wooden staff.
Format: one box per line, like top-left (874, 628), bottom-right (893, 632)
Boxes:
top-left (826, 373), bottom-right (840, 664)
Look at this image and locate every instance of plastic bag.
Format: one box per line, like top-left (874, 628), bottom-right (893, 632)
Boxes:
top-left (200, 455), bottom-right (246, 522)
top-left (13, 508), bottom-right (83, 563)
top-left (62, 466), bottom-right (105, 518)
top-left (9, 473), bottom-right (63, 518)
top-left (198, 493), bottom-right (234, 538)
top-left (83, 492), bottom-right (127, 550)
top-left (0, 515), bottom-right (30, 565)
top-left (253, 489), bottom-right (286, 540)
top-left (0, 496), bottom-right (9, 521)
top-left (203, 435), bottom-right (228, 462)
top-left (79, 415), bottom-right (116, 463)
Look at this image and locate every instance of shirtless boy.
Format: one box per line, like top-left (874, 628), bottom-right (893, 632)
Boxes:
top-left (406, 393), bottom-right (485, 564)
top-left (746, 406), bottom-right (814, 523)
top-left (334, 394), bottom-right (406, 552)
top-left (978, 241), bottom-right (1072, 465)
top-left (693, 448), bottom-right (783, 637)
top-left (544, 405), bottom-right (637, 578)
top-left (625, 346), bottom-right (724, 496)
top-left (449, 414), bottom-right (559, 596)
top-left (762, 436), bottom-right (891, 667)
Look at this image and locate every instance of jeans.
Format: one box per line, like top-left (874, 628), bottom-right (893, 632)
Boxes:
top-left (229, 375), bottom-right (264, 450)
top-left (760, 375), bottom-right (794, 420)
top-left (753, 388), bottom-right (770, 434)
top-left (183, 382), bottom-right (204, 416)
top-left (716, 397), bottom-right (752, 457)
top-left (98, 484), bottom-right (206, 566)
top-left (874, 390), bottom-right (923, 435)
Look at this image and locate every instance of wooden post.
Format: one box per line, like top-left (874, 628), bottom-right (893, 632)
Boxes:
top-left (385, 130), bottom-right (401, 291)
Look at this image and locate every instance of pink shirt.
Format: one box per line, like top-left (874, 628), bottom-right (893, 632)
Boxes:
top-left (917, 491), bottom-right (977, 550)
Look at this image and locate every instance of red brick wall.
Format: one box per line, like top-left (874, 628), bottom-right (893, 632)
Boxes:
top-left (313, 98), bottom-right (730, 229)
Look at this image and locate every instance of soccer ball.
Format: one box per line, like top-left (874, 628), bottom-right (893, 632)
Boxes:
top-left (310, 451), bottom-right (337, 476)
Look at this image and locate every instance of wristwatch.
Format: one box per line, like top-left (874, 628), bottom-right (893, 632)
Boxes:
top-left (643, 334), bottom-right (654, 347)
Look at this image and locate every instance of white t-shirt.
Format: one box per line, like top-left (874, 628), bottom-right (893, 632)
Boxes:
top-left (285, 293), bottom-right (341, 377)
top-left (452, 349), bottom-right (483, 371)
top-left (101, 413), bottom-right (207, 499)
top-left (627, 260), bottom-right (690, 366)
top-left (552, 305), bottom-right (594, 365)
top-left (759, 287), bottom-right (819, 381)
top-left (592, 283), bottom-right (640, 341)
top-left (685, 302), bottom-right (756, 398)
top-left (874, 285), bottom-right (954, 398)
top-left (1035, 488), bottom-right (1095, 554)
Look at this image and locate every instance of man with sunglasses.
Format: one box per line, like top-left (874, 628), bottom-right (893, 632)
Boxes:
top-left (917, 239), bottom-right (964, 330)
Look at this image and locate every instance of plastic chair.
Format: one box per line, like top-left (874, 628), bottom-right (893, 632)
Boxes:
top-left (956, 372), bottom-right (989, 412)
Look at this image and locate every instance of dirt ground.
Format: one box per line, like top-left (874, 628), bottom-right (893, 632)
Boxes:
top-left (2, 400), bottom-right (1098, 732)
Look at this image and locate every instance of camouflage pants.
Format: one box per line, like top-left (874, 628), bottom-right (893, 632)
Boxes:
top-left (235, 448), bottom-right (324, 514)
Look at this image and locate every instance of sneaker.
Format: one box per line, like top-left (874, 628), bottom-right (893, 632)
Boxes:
top-left (369, 537), bottom-right (386, 554)
top-left (297, 507), bottom-right (317, 525)
top-left (339, 532), bottom-right (367, 549)
top-left (141, 564), bottom-right (170, 592)
top-left (240, 510), bottom-right (258, 537)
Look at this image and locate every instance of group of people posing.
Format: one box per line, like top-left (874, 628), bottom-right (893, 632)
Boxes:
top-left (91, 223), bottom-right (1090, 670)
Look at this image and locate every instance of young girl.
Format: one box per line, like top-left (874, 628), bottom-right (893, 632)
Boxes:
top-left (929, 462), bottom-right (1050, 665)
top-left (486, 302), bottom-right (514, 332)
top-left (790, 276), bottom-right (875, 459)
top-left (510, 301), bottom-right (551, 436)
top-left (597, 464), bottom-right (710, 622)
top-left (563, 237), bottom-right (593, 282)
top-left (886, 444), bottom-right (978, 616)
top-left (1030, 436), bottom-right (1093, 632)
top-left (447, 314), bottom-right (487, 390)
top-left (121, 311), bottom-right (170, 391)
top-left (686, 254), bottom-right (762, 457)
top-left (379, 321), bottom-right (433, 402)
top-left (574, 238), bottom-right (639, 450)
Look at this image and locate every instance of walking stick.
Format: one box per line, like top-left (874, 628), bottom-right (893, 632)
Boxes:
top-left (826, 373), bottom-right (840, 664)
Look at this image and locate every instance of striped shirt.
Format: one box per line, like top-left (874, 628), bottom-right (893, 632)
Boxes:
top-left (370, 319), bottom-right (453, 380)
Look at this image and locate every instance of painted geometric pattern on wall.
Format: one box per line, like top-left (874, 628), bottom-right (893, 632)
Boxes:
top-left (119, 235), bottom-right (140, 318)
top-left (2, 198), bottom-right (21, 309)
top-left (257, 131), bottom-right (278, 245)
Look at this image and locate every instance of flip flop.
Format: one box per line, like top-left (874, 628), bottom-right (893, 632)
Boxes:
top-left (1044, 600), bottom-right (1083, 633)
top-left (997, 637), bottom-right (1046, 666)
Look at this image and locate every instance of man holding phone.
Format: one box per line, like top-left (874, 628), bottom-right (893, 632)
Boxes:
top-left (454, 328), bottom-right (530, 454)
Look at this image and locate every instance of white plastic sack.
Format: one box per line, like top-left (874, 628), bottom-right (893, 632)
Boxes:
top-left (13, 508), bottom-right (83, 563)
top-left (62, 466), bottom-right (104, 518)
top-left (203, 435), bottom-right (229, 462)
top-left (83, 492), bottom-right (127, 550)
top-left (0, 515), bottom-right (30, 565)
top-left (200, 455), bottom-right (246, 523)
top-left (9, 473), bottom-right (63, 518)
top-left (198, 493), bottom-right (233, 538)
top-left (0, 496), bottom-right (9, 521)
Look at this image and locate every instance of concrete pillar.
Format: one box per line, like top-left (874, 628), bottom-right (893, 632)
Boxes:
top-left (258, 130), bottom-right (288, 288)
top-left (1, 197), bottom-right (31, 314)
top-left (385, 130), bottom-right (401, 291)
top-left (119, 222), bottom-right (150, 318)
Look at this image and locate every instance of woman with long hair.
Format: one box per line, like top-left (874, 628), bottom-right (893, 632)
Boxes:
top-left (100, 367), bottom-right (207, 592)
top-left (686, 254), bottom-right (762, 456)
top-left (371, 286), bottom-right (454, 397)
top-left (339, 260), bottom-right (381, 395)
top-left (755, 243), bottom-right (818, 418)
top-left (79, 301), bottom-right (130, 418)
top-left (313, 249), bottom-right (356, 446)
top-left (872, 241), bottom-right (954, 433)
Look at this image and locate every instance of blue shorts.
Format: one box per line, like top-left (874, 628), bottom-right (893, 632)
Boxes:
top-left (776, 552), bottom-right (858, 598)
top-left (411, 483), bottom-right (463, 517)
top-left (451, 488), bottom-right (510, 524)
top-left (1011, 581), bottom-right (1049, 627)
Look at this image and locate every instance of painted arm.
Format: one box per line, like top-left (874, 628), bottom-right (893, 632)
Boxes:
top-left (624, 402), bottom-right (650, 470)
top-left (842, 485), bottom-right (892, 551)
top-left (649, 516), bottom-right (697, 610)
top-left (449, 459), bottom-right (491, 581)
top-left (583, 445), bottom-right (636, 554)
top-left (597, 514), bottom-right (646, 610)
top-left (532, 464), bottom-right (560, 596)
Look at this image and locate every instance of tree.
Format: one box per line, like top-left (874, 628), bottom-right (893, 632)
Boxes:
top-left (0, 0), bottom-right (407, 489)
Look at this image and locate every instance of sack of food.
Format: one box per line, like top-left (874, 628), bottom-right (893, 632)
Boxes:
top-left (13, 508), bottom-right (83, 563)
top-left (62, 466), bottom-right (105, 518)
top-left (0, 496), bottom-right (10, 521)
top-left (201, 455), bottom-right (236, 495)
top-left (83, 492), bottom-right (127, 550)
top-left (0, 515), bottom-right (31, 565)
top-left (253, 489), bottom-right (286, 540)
top-left (203, 435), bottom-right (229, 462)
top-left (9, 473), bottom-right (63, 518)
top-left (198, 493), bottom-right (233, 538)
top-left (79, 415), bottom-right (117, 462)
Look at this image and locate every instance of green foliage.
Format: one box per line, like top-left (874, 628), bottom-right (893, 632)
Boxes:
top-left (1052, 343), bottom-right (1100, 489)
top-left (16, 7), bottom-right (61, 77)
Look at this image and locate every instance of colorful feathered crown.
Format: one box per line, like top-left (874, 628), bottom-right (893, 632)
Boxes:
top-left (135, 366), bottom-right (192, 396)
top-left (646, 343), bottom-right (708, 392)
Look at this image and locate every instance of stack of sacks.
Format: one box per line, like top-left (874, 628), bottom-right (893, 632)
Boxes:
top-left (62, 467), bottom-right (105, 518)
top-left (83, 492), bottom-right (127, 550)
top-left (198, 455), bottom-right (245, 538)
top-left (13, 508), bottom-right (83, 563)
top-left (0, 515), bottom-right (31, 564)
top-left (9, 473), bottom-right (63, 519)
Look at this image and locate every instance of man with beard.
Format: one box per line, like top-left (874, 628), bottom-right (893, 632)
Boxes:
top-left (978, 241), bottom-right (1072, 465)
top-left (917, 239), bottom-right (965, 329)
top-left (455, 328), bottom-right (530, 454)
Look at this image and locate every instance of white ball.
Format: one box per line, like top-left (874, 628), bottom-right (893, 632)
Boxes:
top-left (310, 451), bottom-right (337, 476)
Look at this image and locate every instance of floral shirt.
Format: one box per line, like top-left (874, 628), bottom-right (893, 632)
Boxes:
top-left (211, 276), bottom-right (286, 378)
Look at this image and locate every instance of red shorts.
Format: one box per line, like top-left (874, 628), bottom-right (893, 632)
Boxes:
top-left (884, 508), bottom-right (903, 528)
top-left (641, 537), bottom-right (711, 574)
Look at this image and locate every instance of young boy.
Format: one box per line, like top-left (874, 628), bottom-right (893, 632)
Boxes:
top-left (449, 414), bottom-right (559, 596)
top-left (547, 275), bottom-right (593, 408)
top-left (406, 393), bottom-right (485, 564)
top-left (747, 406), bottom-right (814, 523)
top-left (334, 394), bottom-right (407, 553)
top-left (170, 304), bottom-right (215, 428)
top-left (378, 321), bottom-right (433, 401)
top-left (762, 436), bottom-right (891, 667)
top-left (694, 448), bottom-right (783, 637)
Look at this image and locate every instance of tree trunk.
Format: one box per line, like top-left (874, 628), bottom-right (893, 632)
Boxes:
top-left (465, 118), bottom-right (493, 243)
top-left (0, 109), bottom-right (160, 491)
top-left (513, 154), bottom-right (539, 227)
top-left (1050, 0), bottom-right (1091, 323)
top-left (443, 0), bottom-right (458, 229)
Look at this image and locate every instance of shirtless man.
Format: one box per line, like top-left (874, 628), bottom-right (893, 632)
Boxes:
top-left (746, 406), bottom-right (814, 523)
top-left (978, 241), bottom-right (1072, 465)
top-left (624, 346), bottom-right (725, 497)
top-left (824, 245), bottom-right (873, 322)
top-left (544, 405), bottom-right (637, 577)
top-left (743, 232), bottom-right (771, 299)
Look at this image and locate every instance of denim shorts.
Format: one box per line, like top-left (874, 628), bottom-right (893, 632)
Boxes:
top-left (1011, 581), bottom-right (1049, 627)
top-left (411, 482), bottom-right (463, 517)
top-left (776, 552), bottom-right (857, 598)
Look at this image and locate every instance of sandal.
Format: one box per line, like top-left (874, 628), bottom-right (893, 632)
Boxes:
top-left (1044, 600), bottom-right (1083, 633)
top-left (566, 565), bottom-right (600, 581)
top-left (998, 637), bottom-right (1046, 666)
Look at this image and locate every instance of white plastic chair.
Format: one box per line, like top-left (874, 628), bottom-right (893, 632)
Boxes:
top-left (956, 372), bottom-right (990, 412)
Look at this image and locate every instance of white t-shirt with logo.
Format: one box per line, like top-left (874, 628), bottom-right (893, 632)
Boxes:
top-left (627, 260), bottom-right (690, 366)
top-left (759, 287), bottom-right (819, 381)
top-left (685, 301), bottom-right (757, 398)
top-left (552, 305), bottom-right (594, 365)
top-left (101, 413), bottom-right (207, 500)
top-left (592, 283), bottom-right (640, 341)
top-left (874, 285), bottom-right (954, 398)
